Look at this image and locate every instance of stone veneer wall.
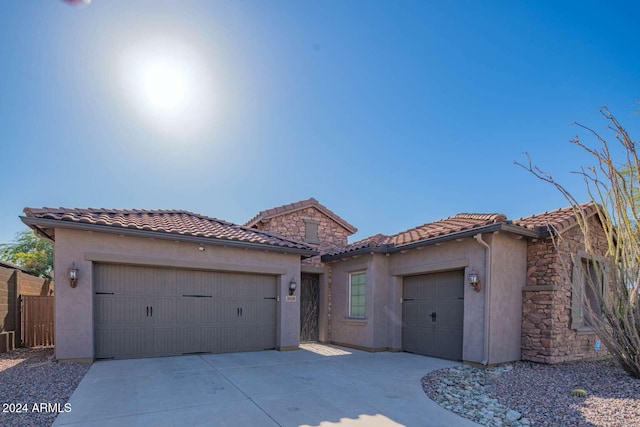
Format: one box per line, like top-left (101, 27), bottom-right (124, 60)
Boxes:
top-left (252, 207), bottom-right (350, 256)
top-left (252, 206), bottom-right (352, 341)
top-left (522, 216), bottom-right (609, 363)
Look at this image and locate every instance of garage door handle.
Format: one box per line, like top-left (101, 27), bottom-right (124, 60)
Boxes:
top-left (431, 312), bottom-right (437, 322)
top-left (263, 297), bottom-right (276, 300)
top-left (150, 306), bottom-right (153, 317)
top-left (403, 298), bottom-right (415, 302)
top-left (240, 307), bottom-right (243, 317)
top-left (146, 306), bottom-right (149, 317)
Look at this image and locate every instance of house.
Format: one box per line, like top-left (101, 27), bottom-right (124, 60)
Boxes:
top-left (21, 199), bottom-right (607, 364)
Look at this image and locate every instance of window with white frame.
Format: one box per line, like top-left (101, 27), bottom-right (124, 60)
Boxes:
top-left (571, 253), bottom-right (608, 330)
top-left (349, 272), bottom-right (366, 318)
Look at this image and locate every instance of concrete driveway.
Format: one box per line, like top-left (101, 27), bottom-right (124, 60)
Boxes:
top-left (53, 344), bottom-right (480, 427)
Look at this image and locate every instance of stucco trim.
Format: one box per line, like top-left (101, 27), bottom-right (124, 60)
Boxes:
top-left (390, 259), bottom-right (469, 276)
top-left (22, 217), bottom-right (318, 256)
top-left (341, 318), bottom-right (367, 325)
top-left (84, 252), bottom-right (288, 275)
top-left (522, 285), bottom-right (560, 292)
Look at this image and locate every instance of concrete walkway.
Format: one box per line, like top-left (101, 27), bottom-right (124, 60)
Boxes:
top-left (53, 344), bottom-right (480, 427)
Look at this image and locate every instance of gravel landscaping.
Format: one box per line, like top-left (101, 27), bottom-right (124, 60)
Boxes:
top-left (422, 358), bottom-right (640, 427)
top-left (0, 347), bottom-right (90, 427)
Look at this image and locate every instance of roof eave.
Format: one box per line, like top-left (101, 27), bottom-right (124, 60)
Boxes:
top-left (20, 217), bottom-right (319, 257)
top-left (320, 245), bottom-right (389, 262)
top-left (386, 223), bottom-right (541, 253)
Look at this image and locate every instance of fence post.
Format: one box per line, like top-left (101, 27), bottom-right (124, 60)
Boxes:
top-left (14, 270), bottom-right (22, 348)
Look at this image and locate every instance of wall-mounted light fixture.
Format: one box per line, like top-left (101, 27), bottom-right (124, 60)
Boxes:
top-left (468, 270), bottom-right (480, 292)
top-left (289, 279), bottom-right (297, 296)
top-left (69, 264), bottom-right (79, 288)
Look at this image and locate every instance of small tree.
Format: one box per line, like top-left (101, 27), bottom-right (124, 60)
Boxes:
top-left (0, 230), bottom-right (54, 279)
top-left (517, 107), bottom-right (640, 378)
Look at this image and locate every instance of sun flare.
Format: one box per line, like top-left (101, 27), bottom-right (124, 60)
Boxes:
top-left (138, 59), bottom-right (190, 113)
top-left (118, 37), bottom-right (213, 139)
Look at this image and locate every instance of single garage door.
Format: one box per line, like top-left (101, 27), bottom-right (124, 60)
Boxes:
top-left (94, 264), bottom-right (277, 359)
top-left (402, 270), bottom-right (464, 360)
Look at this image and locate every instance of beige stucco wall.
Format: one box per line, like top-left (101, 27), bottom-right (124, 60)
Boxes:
top-left (387, 238), bottom-right (487, 363)
top-left (328, 255), bottom-right (376, 349)
top-left (328, 233), bottom-right (527, 364)
top-left (488, 233), bottom-right (527, 364)
top-left (53, 228), bottom-right (302, 361)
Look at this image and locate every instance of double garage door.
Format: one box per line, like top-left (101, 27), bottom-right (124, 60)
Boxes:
top-left (402, 270), bottom-right (464, 360)
top-left (94, 264), bottom-right (277, 359)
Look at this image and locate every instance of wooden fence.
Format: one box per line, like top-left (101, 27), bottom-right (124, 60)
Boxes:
top-left (1, 264), bottom-right (54, 353)
top-left (21, 296), bottom-right (54, 347)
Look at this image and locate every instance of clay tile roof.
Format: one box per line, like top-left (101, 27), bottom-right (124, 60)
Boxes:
top-left (513, 202), bottom-right (598, 235)
top-left (324, 213), bottom-right (507, 257)
top-left (22, 207), bottom-right (314, 251)
top-left (388, 212), bottom-right (507, 246)
top-left (244, 198), bottom-right (357, 235)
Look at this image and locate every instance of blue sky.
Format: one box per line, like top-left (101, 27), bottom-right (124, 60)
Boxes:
top-left (1, 0), bottom-right (639, 245)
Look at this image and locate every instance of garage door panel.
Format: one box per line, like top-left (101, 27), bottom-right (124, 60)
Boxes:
top-left (220, 327), bottom-right (242, 352)
top-left (403, 277), bottom-right (421, 300)
top-left (94, 264), bottom-right (132, 294)
top-left (178, 270), bottom-right (220, 297)
top-left (403, 327), bottom-right (435, 356)
top-left (150, 297), bottom-right (176, 324)
top-left (96, 296), bottom-right (148, 326)
top-left (238, 300), bottom-right (276, 323)
top-left (402, 302), bottom-right (421, 327)
top-left (252, 325), bottom-right (277, 350)
top-left (436, 327), bottom-right (463, 360)
top-left (178, 327), bottom-right (220, 354)
top-left (95, 328), bottom-right (149, 359)
top-left (94, 264), bottom-right (277, 359)
top-left (436, 301), bottom-right (464, 328)
top-left (95, 264), bottom-right (178, 296)
top-left (176, 298), bottom-right (218, 323)
top-left (402, 328), bottom-right (421, 353)
top-left (404, 301), bottom-right (436, 327)
top-left (153, 327), bottom-right (178, 355)
top-left (436, 272), bottom-right (465, 298)
top-left (257, 300), bottom-right (277, 324)
top-left (402, 270), bottom-right (464, 361)
top-left (419, 302), bottom-right (436, 326)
